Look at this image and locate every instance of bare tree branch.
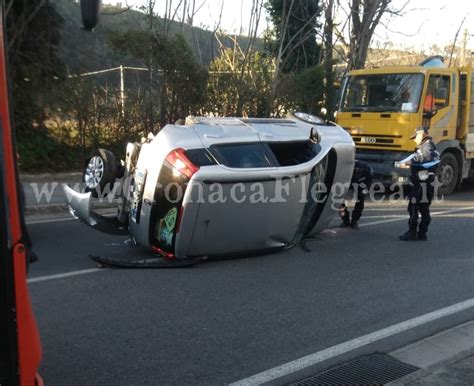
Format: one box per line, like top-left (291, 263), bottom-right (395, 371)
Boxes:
top-left (210, 0), bottom-right (225, 59)
top-left (102, 6), bottom-right (133, 16)
top-left (448, 15), bottom-right (467, 66)
top-left (8, 0), bottom-right (47, 51)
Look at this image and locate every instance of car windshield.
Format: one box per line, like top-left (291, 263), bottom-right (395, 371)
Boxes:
top-left (340, 73), bottom-right (424, 113)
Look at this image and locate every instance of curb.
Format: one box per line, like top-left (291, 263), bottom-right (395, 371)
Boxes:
top-left (25, 200), bottom-right (117, 217)
top-left (20, 172), bottom-right (82, 183)
top-left (387, 320), bottom-right (474, 385)
top-left (388, 346), bottom-right (474, 385)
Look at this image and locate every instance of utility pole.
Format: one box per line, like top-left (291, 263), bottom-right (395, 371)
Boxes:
top-left (120, 65), bottom-right (125, 117)
top-left (460, 29), bottom-right (467, 67)
top-left (148, 0), bottom-right (155, 132)
top-left (324, 0), bottom-right (335, 119)
top-left (449, 16), bottom-right (467, 67)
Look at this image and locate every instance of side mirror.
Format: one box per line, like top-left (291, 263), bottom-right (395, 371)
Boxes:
top-left (423, 109), bottom-right (438, 119)
top-left (309, 127), bottom-right (321, 144)
top-left (81, 0), bottom-right (102, 31)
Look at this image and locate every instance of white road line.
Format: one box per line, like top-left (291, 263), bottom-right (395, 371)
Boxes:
top-left (230, 297), bottom-right (474, 386)
top-left (359, 217), bottom-right (408, 228)
top-left (364, 208), bottom-right (406, 212)
top-left (27, 207), bottom-right (474, 284)
top-left (26, 217), bottom-right (75, 225)
top-left (27, 268), bottom-right (106, 283)
top-left (230, 205), bottom-right (474, 385)
top-left (359, 215), bottom-right (406, 219)
top-left (431, 207), bottom-right (474, 215)
top-left (358, 206), bottom-right (474, 228)
top-left (25, 205), bottom-right (473, 226)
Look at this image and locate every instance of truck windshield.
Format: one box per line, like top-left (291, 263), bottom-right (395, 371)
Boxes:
top-left (340, 73), bottom-right (424, 113)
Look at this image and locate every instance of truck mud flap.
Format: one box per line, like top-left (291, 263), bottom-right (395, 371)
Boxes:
top-left (63, 185), bottom-right (128, 236)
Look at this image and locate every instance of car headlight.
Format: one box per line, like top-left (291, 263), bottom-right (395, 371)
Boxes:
top-left (394, 161), bottom-right (410, 169)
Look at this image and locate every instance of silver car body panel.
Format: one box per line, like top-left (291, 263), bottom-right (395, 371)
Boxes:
top-left (63, 185), bottom-right (129, 235)
top-left (64, 185), bottom-right (94, 225)
top-left (177, 118), bottom-right (354, 257)
top-left (307, 141), bottom-right (355, 235)
top-left (191, 118), bottom-right (261, 147)
top-left (65, 115), bottom-right (355, 258)
top-left (179, 175), bottom-right (311, 257)
top-left (127, 125), bottom-right (204, 246)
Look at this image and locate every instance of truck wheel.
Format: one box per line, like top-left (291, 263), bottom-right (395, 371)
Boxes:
top-left (437, 152), bottom-right (458, 196)
top-left (83, 149), bottom-right (117, 198)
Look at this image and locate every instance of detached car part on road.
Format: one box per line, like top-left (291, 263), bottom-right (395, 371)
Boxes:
top-left (64, 113), bottom-right (355, 264)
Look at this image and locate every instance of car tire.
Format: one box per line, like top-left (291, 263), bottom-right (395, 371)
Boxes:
top-left (83, 149), bottom-right (118, 198)
top-left (116, 162), bottom-right (125, 179)
top-left (436, 152), bottom-right (458, 196)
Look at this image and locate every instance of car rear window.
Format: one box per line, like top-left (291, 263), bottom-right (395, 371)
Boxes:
top-left (211, 143), bottom-right (274, 168)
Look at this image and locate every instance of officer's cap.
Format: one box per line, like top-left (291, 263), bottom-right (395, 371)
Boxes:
top-left (410, 127), bottom-right (429, 139)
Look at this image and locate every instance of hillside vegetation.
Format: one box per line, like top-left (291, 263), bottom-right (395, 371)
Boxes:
top-left (57, 0), bottom-right (261, 73)
top-left (13, 0), bottom-right (425, 172)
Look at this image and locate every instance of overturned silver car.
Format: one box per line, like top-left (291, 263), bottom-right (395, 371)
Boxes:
top-left (65, 112), bottom-right (355, 263)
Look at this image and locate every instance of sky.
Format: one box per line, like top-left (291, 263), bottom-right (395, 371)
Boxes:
top-left (103, 0), bottom-right (474, 52)
top-left (371, 0), bottom-right (473, 51)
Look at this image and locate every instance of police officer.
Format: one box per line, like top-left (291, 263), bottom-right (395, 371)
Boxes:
top-left (339, 160), bottom-right (373, 229)
top-left (398, 127), bottom-right (440, 241)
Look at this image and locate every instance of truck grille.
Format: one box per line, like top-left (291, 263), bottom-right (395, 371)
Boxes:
top-left (352, 135), bottom-right (402, 149)
top-left (343, 128), bottom-right (403, 149)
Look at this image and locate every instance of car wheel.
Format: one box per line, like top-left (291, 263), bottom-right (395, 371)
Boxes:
top-left (83, 149), bottom-right (117, 198)
top-left (436, 152), bottom-right (458, 196)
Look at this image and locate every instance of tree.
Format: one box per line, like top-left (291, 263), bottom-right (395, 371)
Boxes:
top-left (322, 0), bottom-right (336, 118)
top-left (107, 30), bottom-right (208, 126)
top-left (276, 66), bottom-right (325, 115)
top-left (207, 45), bottom-right (273, 117)
top-left (5, 0), bottom-right (65, 136)
top-left (348, 0), bottom-right (391, 70)
top-left (264, 0), bottom-right (325, 115)
top-left (265, 0), bottom-right (323, 73)
top-left (207, 0), bottom-right (265, 116)
top-left (332, 0), bottom-right (393, 71)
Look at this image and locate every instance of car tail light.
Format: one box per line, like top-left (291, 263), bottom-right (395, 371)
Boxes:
top-left (165, 148), bottom-right (199, 179)
top-left (151, 149), bottom-right (198, 255)
top-left (151, 245), bottom-right (176, 260)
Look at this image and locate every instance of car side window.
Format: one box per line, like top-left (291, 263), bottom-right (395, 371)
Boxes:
top-left (267, 141), bottom-right (320, 166)
top-left (212, 143), bottom-right (274, 168)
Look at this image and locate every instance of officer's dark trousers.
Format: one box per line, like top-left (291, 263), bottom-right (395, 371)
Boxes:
top-left (352, 187), bottom-right (366, 223)
top-left (407, 178), bottom-right (434, 233)
top-left (408, 200), bottom-right (431, 233)
top-left (341, 187), bottom-right (366, 224)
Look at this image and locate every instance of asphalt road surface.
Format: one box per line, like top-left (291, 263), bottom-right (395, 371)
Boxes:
top-left (27, 183), bottom-right (474, 385)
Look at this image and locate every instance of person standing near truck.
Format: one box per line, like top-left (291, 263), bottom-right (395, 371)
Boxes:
top-left (423, 81), bottom-right (435, 112)
top-left (398, 127), bottom-right (440, 241)
top-left (339, 160), bottom-right (373, 229)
